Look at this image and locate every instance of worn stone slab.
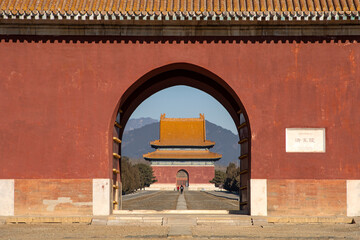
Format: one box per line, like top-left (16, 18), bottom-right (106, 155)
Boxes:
top-left (106, 216), bottom-right (164, 225)
top-left (168, 224), bottom-right (192, 236)
top-left (347, 180), bottom-right (360, 217)
top-left (6, 217), bottom-right (92, 224)
top-left (0, 180), bottom-right (14, 216)
top-left (197, 216), bottom-right (253, 226)
top-left (91, 218), bottom-right (108, 225)
top-left (268, 216), bottom-right (354, 224)
top-left (250, 179), bottom-right (267, 216)
top-left (251, 217), bottom-right (269, 226)
top-left (93, 179), bottom-right (111, 216)
top-left (167, 216), bottom-right (196, 236)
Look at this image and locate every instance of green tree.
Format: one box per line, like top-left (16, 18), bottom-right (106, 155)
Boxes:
top-left (210, 170), bottom-right (226, 187)
top-left (223, 163), bottom-right (240, 192)
top-left (134, 163), bottom-right (157, 189)
top-left (121, 157), bottom-right (140, 194)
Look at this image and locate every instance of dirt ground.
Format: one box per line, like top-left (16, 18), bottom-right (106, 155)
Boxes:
top-left (1, 222), bottom-right (359, 239)
top-left (184, 191), bottom-right (239, 210)
top-left (122, 191), bottom-right (178, 210)
top-left (0, 224), bottom-right (168, 240)
top-left (193, 223), bottom-right (360, 239)
top-left (122, 191), bottom-right (239, 211)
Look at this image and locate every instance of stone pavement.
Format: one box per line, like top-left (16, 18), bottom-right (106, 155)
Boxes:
top-left (176, 192), bottom-right (187, 210)
top-left (168, 192), bottom-right (193, 236)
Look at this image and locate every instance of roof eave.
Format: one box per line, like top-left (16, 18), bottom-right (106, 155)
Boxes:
top-left (143, 157), bottom-right (222, 161)
top-left (1, 18), bottom-right (360, 37)
top-left (151, 144), bottom-right (215, 148)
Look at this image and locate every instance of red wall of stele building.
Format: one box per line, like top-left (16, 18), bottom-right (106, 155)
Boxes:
top-left (0, 38), bottom-right (360, 180)
top-left (152, 166), bottom-right (215, 184)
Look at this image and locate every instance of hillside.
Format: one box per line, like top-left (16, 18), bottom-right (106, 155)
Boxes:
top-left (121, 118), bottom-right (239, 167)
top-left (124, 117), bottom-right (158, 132)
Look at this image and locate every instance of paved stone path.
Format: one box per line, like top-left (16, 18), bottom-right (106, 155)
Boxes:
top-left (168, 192), bottom-right (192, 236)
top-left (176, 192), bottom-right (187, 210)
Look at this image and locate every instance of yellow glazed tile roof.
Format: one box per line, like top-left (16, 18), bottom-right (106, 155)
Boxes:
top-left (151, 113), bottom-right (215, 147)
top-left (143, 149), bottom-right (222, 160)
top-left (151, 139), bottom-right (215, 147)
top-left (0, 0), bottom-right (359, 20)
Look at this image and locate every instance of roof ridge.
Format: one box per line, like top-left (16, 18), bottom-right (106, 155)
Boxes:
top-left (0, 0), bottom-right (359, 20)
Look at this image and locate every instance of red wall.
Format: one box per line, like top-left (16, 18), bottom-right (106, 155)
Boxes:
top-left (152, 166), bottom-right (215, 184)
top-left (0, 38), bottom-right (359, 180)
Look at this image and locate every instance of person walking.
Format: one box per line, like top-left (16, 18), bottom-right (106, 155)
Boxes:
top-left (180, 185), bottom-right (184, 194)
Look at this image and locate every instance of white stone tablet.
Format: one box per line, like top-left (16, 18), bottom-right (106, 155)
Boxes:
top-left (286, 128), bottom-right (326, 153)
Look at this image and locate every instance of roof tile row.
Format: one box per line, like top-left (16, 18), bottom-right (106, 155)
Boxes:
top-left (143, 149), bottom-right (222, 160)
top-left (0, 0), bottom-right (359, 20)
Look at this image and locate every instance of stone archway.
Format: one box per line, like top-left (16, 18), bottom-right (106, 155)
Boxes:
top-left (176, 170), bottom-right (189, 188)
top-left (112, 63), bottom-right (251, 214)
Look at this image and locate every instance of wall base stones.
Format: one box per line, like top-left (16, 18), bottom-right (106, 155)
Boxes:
top-left (93, 179), bottom-right (111, 216)
top-left (267, 179), bottom-right (347, 216)
top-left (0, 179), bottom-right (14, 216)
top-left (347, 180), bottom-right (360, 217)
top-left (0, 178), bottom-right (358, 216)
top-left (250, 179), bottom-right (267, 216)
top-left (0, 179), bottom-right (111, 216)
top-left (14, 179), bottom-right (93, 216)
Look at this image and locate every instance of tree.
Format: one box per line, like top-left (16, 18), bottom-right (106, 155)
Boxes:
top-left (210, 170), bottom-right (226, 187)
top-left (120, 157), bottom-right (140, 194)
top-left (134, 163), bottom-right (157, 189)
top-left (223, 163), bottom-right (240, 192)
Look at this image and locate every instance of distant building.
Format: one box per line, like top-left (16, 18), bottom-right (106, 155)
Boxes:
top-left (143, 114), bottom-right (222, 190)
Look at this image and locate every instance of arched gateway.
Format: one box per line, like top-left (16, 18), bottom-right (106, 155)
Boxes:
top-left (1, 5), bottom-right (359, 218)
top-left (112, 63), bottom-right (251, 213)
top-left (176, 170), bottom-right (189, 188)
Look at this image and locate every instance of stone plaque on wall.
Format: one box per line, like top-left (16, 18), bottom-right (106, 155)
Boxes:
top-left (286, 128), bottom-right (326, 153)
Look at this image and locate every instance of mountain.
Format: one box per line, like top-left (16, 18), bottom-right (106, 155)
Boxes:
top-left (123, 117), bottom-right (158, 132)
top-left (205, 121), bottom-right (240, 166)
top-left (121, 119), bottom-right (240, 167)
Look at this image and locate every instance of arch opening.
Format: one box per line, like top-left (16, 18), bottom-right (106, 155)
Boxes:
top-left (176, 169), bottom-right (189, 188)
top-left (111, 63), bottom-right (251, 214)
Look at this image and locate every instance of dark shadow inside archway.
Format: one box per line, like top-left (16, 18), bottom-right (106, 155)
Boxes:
top-left (176, 169), bottom-right (189, 189)
top-left (111, 63), bottom-right (251, 214)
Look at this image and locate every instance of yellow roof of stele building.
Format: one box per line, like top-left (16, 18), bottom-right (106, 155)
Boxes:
top-left (144, 114), bottom-right (222, 161)
top-left (150, 113), bottom-right (215, 148)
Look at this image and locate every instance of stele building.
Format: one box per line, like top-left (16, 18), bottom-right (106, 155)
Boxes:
top-left (143, 114), bottom-right (222, 190)
top-left (0, 0), bottom-right (360, 218)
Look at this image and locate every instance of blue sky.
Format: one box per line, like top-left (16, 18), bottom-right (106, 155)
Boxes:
top-left (129, 85), bottom-right (238, 134)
